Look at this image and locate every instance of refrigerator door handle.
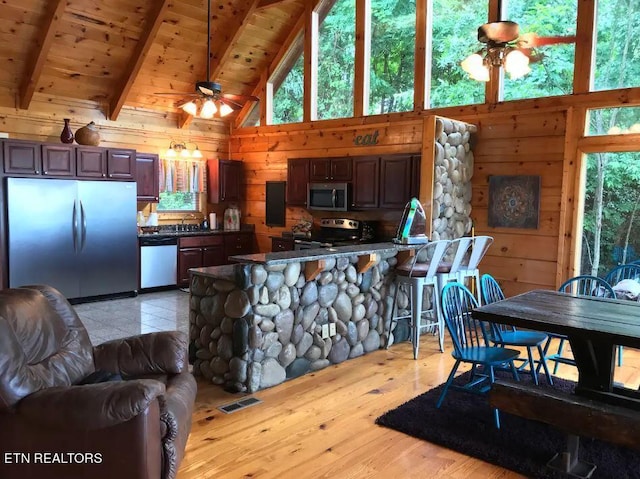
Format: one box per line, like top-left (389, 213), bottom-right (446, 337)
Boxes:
top-left (72, 200), bottom-right (78, 254)
top-left (80, 200), bottom-right (87, 252)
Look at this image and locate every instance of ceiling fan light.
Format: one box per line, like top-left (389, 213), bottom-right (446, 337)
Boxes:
top-left (200, 99), bottom-right (217, 119)
top-left (461, 53), bottom-right (484, 75)
top-left (219, 102), bottom-right (234, 117)
top-left (504, 49), bottom-right (531, 79)
top-left (182, 101), bottom-right (198, 116)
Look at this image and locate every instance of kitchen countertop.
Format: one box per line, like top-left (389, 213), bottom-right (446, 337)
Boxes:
top-left (138, 225), bottom-right (254, 239)
top-left (228, 241), bottom-right (422, 266)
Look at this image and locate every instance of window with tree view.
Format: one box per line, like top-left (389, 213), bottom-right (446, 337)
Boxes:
top-left (317, 0), bottom-right (355, 120)
top-left (273, 52), bottom-right (304, 125)
top-left (593, 0), bottom-right (640, 92)
top-left (368, 0), bottom-right (415, 115)
top-left (157, 192), bottom-right (199, 212)
top-left (429, 0), bottom-right (486, 108)
top-left (501, 0), bottom-right (576, 101)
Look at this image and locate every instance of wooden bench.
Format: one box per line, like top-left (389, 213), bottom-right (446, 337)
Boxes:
top-left (490, 380), bottom-right (640, 478)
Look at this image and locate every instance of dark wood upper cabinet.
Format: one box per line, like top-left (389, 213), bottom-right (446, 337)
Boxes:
top-left (135, 152), bottom-right (159, 202)
top-left (76, 147), bottom-right (107, 178)
top-left (379, 154), bottom-right (414, 209)
top-left (107, 149), bottom-right (136, 180)
top-left (309, 157), bottom-right (352, 181)
top-left (208, 159), bottom-right (242, 203)
top-left (352, 156), bottom-right (380, 209)
top-left (3, 140), bottom-right (41, 175)
top-left (286, 158), bottom-right (309, 206)
top-left (42, 145), bottom-right (75, 177)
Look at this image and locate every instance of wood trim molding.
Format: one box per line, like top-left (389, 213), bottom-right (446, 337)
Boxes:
top-left (110, 0), bottom-right (171, 121)
top-left (303, 3), bottom-right (319, 122)
top-left (420, 116), bottom-right (436, 236)
top-left (354, 0), bottom-right (370, 117)
top-left (573, 0), bottom-right (596, 94)
top-left (19, 0), bottom-right (67, 110)
top-left (414, 0), bottom-right (428, 111)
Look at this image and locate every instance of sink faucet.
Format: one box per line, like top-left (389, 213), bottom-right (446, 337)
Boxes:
top-left (181, 214), bottom-right (195, 231)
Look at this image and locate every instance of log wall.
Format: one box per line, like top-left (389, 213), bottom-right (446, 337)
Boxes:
top-left (231, 108), bottom-right (568, 297)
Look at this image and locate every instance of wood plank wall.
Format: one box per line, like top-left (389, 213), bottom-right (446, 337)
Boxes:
top-left (231, 107), bottom-right (569, 298)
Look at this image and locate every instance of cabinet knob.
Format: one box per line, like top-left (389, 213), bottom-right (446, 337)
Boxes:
top-left (35, 170), bottom-right (40, 174)
top-left (102, 173), bottom-right (106, 177)
top-left (43, 171), bottom-right (48, 175)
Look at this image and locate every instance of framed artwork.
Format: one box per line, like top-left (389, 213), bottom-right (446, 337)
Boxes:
top-left (488, 175), bottom-right (540, 229)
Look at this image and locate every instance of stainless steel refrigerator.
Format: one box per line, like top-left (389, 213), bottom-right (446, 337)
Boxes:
top-left (7, 177), bottom-right (138, 300)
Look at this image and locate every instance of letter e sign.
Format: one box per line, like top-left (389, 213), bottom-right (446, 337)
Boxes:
top-left (354, 130), bottom-right (380, 146)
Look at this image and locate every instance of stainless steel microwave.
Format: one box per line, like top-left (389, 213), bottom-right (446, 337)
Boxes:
top-left (307, 182), bottom-right (349, 211)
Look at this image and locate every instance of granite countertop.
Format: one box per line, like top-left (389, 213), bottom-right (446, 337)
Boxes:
top-left (138, 225), bottom-right (254, 239)
top-left (228, 241), bottom-right (423, 266)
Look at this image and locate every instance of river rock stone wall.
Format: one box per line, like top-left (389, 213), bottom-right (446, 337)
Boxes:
top-left (190, 252), bottom-right (400, 392)
top-left (432, 117), bottom-right (476, 241)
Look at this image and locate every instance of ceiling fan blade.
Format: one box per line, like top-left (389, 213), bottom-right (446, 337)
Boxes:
top-left (219, 97), bottom-right (243, 110)
top-left (222, 93), bottom-right (259, 102)
top-left (519, 33), bottom-right (577, 48)
top-left (478, 21), bottom-right (519, 44)
top-left (154, 92), bottom-right (200, 97)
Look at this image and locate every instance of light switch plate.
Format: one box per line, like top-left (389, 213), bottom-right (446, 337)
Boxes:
top-left (321, 324), bottom-right (330, 339)
top-left (329, 323), bottom-right (336, 336)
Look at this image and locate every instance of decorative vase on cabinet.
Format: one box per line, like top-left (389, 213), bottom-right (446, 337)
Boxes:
top-left (60, 119), bottom-right (74, 144)
top-left (75, 121), bottom-right (101, 146)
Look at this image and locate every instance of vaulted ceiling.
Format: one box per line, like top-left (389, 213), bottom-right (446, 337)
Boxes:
top-left (0, 0), bottom-right (305, 124)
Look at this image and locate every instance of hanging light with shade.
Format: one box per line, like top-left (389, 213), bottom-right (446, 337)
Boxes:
top-left (165, 141), bottom-right (203, 158)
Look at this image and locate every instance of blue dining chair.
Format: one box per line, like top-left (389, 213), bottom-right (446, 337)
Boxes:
top-left (548, 275), bottom-right (617, 373)
top-left (480, 274), bottom-right (553, 385)
top-left (437, 282), bottom-right (520, 429)
top-left (604, 264), bottom-right (640, 286)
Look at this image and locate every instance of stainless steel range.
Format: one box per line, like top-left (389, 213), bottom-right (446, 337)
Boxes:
top-left (293, 218), bottom-right (376, 250)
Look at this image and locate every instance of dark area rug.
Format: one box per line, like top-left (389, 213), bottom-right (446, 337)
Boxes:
top-left (376, 371), bottom-right (640, 478)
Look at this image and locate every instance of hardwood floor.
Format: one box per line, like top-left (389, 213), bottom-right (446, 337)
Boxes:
top-left (177, 335), bottom-right (640, 479)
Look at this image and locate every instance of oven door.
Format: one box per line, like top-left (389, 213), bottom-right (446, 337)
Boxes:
top-left (307, 183), bottom-right (349, 211)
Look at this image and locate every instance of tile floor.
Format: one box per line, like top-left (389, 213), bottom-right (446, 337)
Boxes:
top-left (73, 289), bottom-right (190, 345)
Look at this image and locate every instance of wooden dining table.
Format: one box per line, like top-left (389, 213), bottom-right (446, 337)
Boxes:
top-left (473, 289), bottom-right (640, 410)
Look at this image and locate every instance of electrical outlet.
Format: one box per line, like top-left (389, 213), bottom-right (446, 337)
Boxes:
top-left (321, 324), bottom-right (330, 339)
top-left (329, 323), bottom-right (336, 336)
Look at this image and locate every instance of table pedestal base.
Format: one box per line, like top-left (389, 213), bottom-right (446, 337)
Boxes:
top-left (547, 435), bottom-right (596, 479)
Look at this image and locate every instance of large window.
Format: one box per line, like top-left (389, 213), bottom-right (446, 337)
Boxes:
top-left (273, 54), bottom-right (304, 124)
top-left (502, 0), bottom-right (577, 101)
top-left (581, 151), bottom-right (640, 276)
top-left (368, 0), bottom-right (415, 115)
top-left (588, 107), bottom-right (640, 136)
top-left (429, 0), bottom-right (486, 108)
top-left (317, 0), bottom-right (356, 120)
top-left (593, 0), bottom-right (640, 92)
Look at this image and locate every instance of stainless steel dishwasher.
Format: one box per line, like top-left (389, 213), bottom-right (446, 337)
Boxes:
top-left (140, 236), bottom-right (178, 288)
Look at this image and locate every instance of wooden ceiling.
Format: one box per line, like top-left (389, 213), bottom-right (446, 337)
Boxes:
top-left (0, 0), bottom-right (305, 123)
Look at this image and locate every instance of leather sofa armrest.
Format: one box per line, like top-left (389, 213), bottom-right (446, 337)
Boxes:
top-left (17, 379), bottom-right (165, 430)
top-left (93, 331), bottom-right (188, 377)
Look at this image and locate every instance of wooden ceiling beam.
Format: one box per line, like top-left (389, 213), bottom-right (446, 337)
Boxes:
top-left (256, 0), bottom-right (291, 9)
top-left (18, 0), bottom-right (67, 110)
top-left (109, 0), bottom-right (171, 121)
top-left (178, 111), bottom-right (193, 130)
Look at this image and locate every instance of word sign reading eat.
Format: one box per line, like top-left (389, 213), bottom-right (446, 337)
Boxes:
top-left (354, 130), bottom-right (379, 146)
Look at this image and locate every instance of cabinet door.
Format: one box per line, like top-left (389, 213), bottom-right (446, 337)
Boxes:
top-left (107, 149), bottom-right (136, 180)
top-left (3, 140), bottom-right (41, 175)
top-left (224, 233), bottom-right (254, 262)
top-left (330, 158), bottom-right (352, 181)
top-left (220, 160), bottom-right (242, 202)
top-left (42, 145), bottom-right (75, 177)
top-left (286, 158), bottom-right (309, 206)
top-left (352, 157), bottom-right (379, 209)
top-left (309, 159), bottom-right (331, 181)
top-left (77, 147), bottom-right (107, 178)
top-left (136, 153), bottom-right (159, 202)
top-left (379, 155), bottom-right (413, 209)
top-left (202, 245), bottom-right (225, 267)
top-left (177, 248), bottom-right (203, 287)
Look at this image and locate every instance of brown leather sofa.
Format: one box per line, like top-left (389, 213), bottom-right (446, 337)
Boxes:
top-left (0, 285), bottom-right (197, 479)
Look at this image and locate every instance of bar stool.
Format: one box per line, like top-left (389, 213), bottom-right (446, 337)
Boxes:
top-left (458, 235), bottom-right (494, 304)
top-left (436, 236), bottom-right (473, 296)
top-left (387, 239), bottom-right (451, 359)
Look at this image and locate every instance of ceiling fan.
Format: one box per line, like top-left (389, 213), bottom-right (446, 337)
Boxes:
top-left (155, 0), bottom-right (258, 119)
top-left (461, 21), bottom-right (576, 81)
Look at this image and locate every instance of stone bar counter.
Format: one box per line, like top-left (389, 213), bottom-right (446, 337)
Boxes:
top-left (188, 242), bottom-right (419, 392)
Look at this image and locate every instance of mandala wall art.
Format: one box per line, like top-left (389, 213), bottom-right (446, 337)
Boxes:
top-left (488, 175), bottom-right (540, 229)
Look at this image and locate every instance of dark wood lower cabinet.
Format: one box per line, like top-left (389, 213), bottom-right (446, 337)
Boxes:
top-left (272, 237), bottom-right (295, 252)
top-left (177, 233), bottom-right (254, 287)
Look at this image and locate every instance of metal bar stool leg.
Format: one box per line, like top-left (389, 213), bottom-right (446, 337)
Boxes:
top-left (386, 279), bottom-right (401, 349)
top-left (411, 278), bottom-right (422, 360)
